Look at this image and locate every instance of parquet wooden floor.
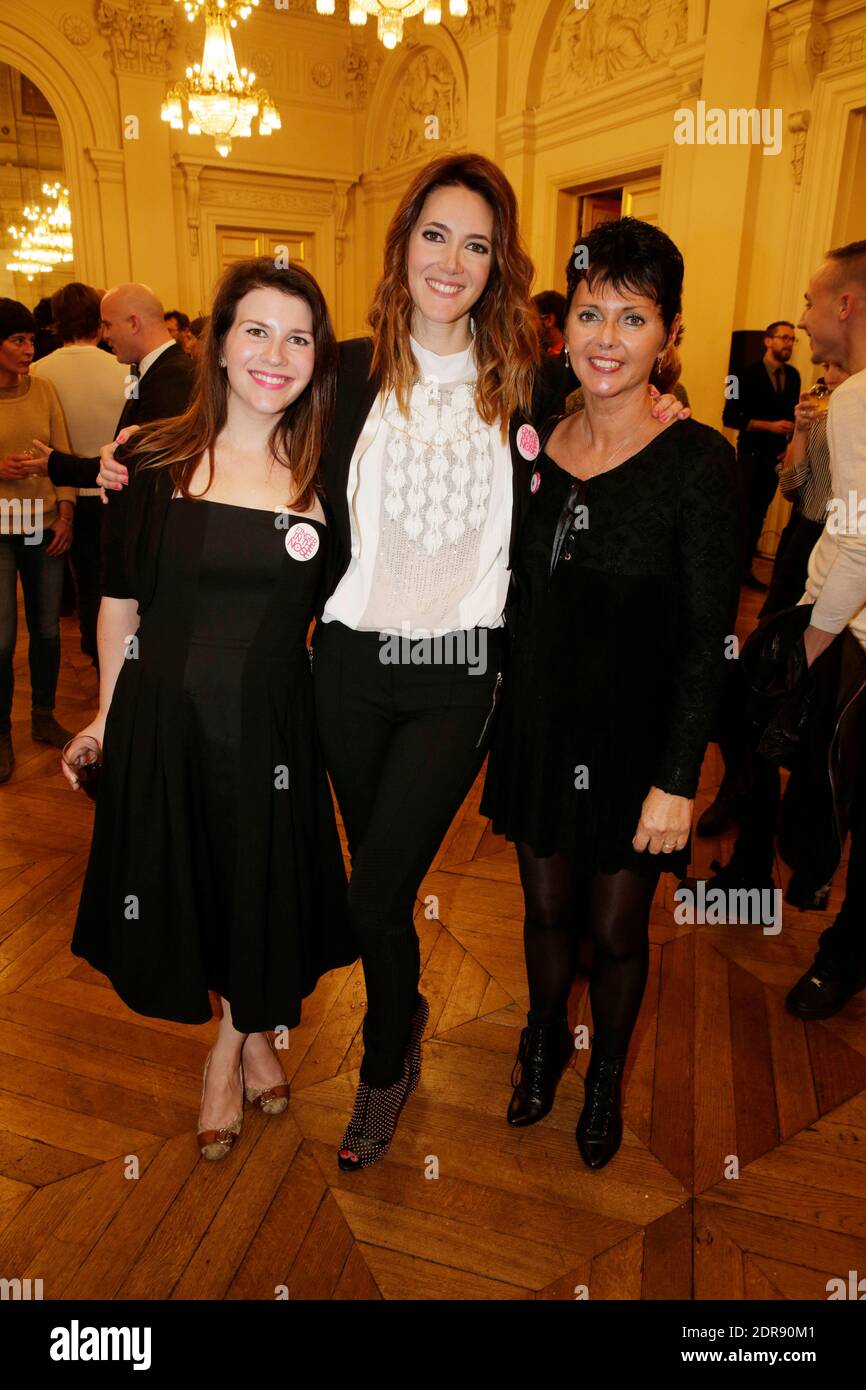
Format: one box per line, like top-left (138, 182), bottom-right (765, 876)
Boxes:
top-left (1, 559), bottom-right (864, 1301)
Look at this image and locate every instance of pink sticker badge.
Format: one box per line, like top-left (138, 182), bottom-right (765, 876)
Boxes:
top-left (530, 470), bottom-right (541, 494)
top-left (285, 522), bottom-right (320, 561)
top-left (516, 424), bottom-right (540, 461)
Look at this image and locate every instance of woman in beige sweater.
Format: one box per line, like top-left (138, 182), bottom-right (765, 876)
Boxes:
top-left (0, 297), bottom-right (76, 782)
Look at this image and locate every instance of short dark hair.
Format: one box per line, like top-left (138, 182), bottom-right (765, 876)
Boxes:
top-left (165, 309), bottom-right (190, 330)
top-left (0, 298), bottom-right (36, 342)
top-left (532, 290), bottom-right (566, 331)
top-left (825, 239), bottom-right (866, 293)
top-left (32, 297), bottom-right (53, 329)
top-left (765, 320), bottom-right (795, 337)
top-left (51, 282), bottom-right (102, 344)
top-left (189, 315), bottom-right (209, 338)
top-left (566, 217), bottom-right (683, 334)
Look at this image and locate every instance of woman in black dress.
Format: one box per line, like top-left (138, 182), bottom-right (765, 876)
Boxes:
top-left (481, 218), bottom-right (740, 1169)
top-left (62, 259), bottom-right (356, 1160)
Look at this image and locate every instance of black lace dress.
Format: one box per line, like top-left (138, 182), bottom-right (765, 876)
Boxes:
top-left (481, 417), bottom-right (740, 875)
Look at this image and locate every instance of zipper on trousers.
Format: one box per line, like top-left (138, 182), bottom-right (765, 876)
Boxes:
top-left (475, 671), bottom-right (503, 749)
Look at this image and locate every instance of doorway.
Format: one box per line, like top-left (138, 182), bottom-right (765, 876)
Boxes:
top-left (215, 226), bottom-right (311, 275)
top-left (552, 172), bottom-right (661, 292)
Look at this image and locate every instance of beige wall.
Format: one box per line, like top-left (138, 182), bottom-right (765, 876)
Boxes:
top-left (1, 0), bottom-right (865, 543)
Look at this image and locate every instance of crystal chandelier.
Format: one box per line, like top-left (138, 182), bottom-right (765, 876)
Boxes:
top-left (317, 1), bottom-right (469, 51)
top-left (176, 0), bottom-right (260, 21)
top-left (6, 182), bottom-right (74, 282)
top-left (161, 0), bottom-right (280, 158)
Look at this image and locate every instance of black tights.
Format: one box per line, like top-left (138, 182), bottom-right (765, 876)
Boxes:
top-left (516, 842), bottom-right (660, 1060)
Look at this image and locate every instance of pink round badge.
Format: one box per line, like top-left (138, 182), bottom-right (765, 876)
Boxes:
top-left (530, 470), bottom-right (541, 494)
top-left (285, 522), bottom-right (320, 561)
top-left (516, 424), bottom-right (540, 461)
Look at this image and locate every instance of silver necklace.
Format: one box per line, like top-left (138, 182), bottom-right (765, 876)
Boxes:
top-left (573, 408), bottom-right (655, 479)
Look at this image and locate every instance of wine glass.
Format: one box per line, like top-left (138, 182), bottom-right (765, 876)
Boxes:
top-left (806, 381), bottom-right (830, 415)
top-left (62, 735), bottom-right (102, 801)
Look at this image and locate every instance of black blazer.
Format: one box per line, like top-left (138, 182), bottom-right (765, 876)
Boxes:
top-left (100, 338), bottom-right (567, 614)
top-left (722, 358), bottom-right (801, 462)
top-left (316, 336), bottom-right (566, 615)
top-left (47, 341), bottom-right (195, 489)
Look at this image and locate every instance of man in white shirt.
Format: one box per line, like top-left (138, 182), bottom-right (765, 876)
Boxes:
top-left (782, 241), bottom-right (866, 1017)
top-left (31, 283), bottom-right (128, 671)
top-left (798, 246), bottom-right (866, 658)
top-left (706, 240), bottom-right (866, 1019)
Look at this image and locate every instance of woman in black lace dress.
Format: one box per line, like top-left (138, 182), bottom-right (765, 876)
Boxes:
top-left (481, 218), bottom-right (740, 1168)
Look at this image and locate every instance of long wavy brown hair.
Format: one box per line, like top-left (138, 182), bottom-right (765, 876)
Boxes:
top-left (368, 153), bottom-right (540, 436)
top-left (127, 258), bottom-right (337, 513)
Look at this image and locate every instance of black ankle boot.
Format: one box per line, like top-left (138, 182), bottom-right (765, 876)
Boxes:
top-left (507, 1019), bottom-right (573, 1127)
top-left (576, 1052), bottom-right (625, 1169)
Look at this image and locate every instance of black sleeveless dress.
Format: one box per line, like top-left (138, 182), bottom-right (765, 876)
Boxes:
top-left (481, 417), bottom-right (740, 876)
top-left (72, 496), bottom-right (356, 1031)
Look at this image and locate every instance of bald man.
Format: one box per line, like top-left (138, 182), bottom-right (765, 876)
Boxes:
top-left (29, 282), bottom-right (194, 490)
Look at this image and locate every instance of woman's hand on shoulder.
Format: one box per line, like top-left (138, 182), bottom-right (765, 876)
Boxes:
top-left (632, 787), bottom-right (693, 855)
top-left (649, 385), bottom-right (691, 425)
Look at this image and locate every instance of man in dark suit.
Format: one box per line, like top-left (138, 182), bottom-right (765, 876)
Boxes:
top-left (723, 319), bottom-right (801, 589)
top-left (29, 283), bottom-right (195, 491)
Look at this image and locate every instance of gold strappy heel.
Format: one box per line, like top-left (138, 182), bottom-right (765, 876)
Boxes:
top-left (197, 1049), bottom-right (244, 1161)
top-left (243, 1033), bottom-right (290, 1116)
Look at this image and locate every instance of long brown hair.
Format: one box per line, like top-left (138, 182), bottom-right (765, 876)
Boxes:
top-left (129, 258), bottom-right (337, 513)
top-left (367, 153), bottom-right (539, 436)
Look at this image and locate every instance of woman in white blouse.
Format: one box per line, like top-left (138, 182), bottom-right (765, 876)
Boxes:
top-left (311, 154), bottom-right (681, 1170)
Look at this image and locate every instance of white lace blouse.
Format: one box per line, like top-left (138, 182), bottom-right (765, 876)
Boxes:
top-left (321, 336), bottom-right (513, 636)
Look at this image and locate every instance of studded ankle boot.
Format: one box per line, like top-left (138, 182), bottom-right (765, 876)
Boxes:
top-left (338, 995), bottom-right (430, 1172)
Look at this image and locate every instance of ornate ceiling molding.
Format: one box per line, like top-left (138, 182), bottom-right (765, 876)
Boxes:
top-left (769, 0), bottom-right (828, 188)
top-left (96, 0), bottom-right (175, 78)
top-left (60, 12), bottom-right (95, 47)
top-left (384, 46), bottom-right (464, 167)
top-left (197, 181), bottom-right (335, 216)
top-left (342, 41), bottom-right (382, 109)
top-left (546, 0), bottom-right (688, 99)
top-left (448, 0), bottom-right (515, 45)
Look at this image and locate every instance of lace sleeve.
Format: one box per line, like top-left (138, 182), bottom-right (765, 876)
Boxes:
top-left (653, 431), bottom-right (741, 798)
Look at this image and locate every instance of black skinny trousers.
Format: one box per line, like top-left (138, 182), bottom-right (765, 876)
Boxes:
top-left (313, 619), bottom-right (505, 1087)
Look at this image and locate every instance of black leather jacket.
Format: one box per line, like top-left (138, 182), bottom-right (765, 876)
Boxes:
top-left (741, 603), bottom-right (866, 880)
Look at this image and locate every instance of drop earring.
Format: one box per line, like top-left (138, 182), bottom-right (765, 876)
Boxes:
top-left (469, 315), bottom-right (476, 336)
